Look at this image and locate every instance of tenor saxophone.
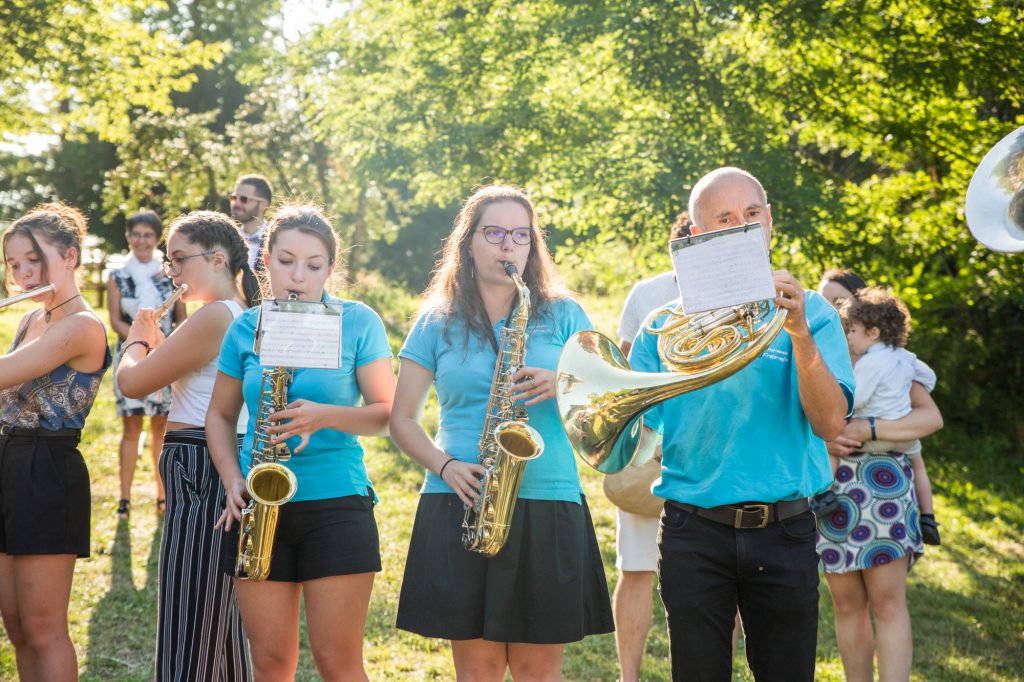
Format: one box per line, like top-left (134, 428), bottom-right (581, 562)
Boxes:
top-left (235, 301), bottom-right (299, 580)
top-left (461, 262), bottom-right (544, 557)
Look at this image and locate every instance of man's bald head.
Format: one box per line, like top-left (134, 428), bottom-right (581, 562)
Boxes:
top-left (687, 167), bottom-right (772, 244)
top-left (688, 167), bottom-right (768, 228)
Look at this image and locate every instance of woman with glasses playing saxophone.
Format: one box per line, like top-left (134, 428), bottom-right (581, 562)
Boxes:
top-left (391, 185), bottom-right (613, 680)
top-left (116, 210), bottom-right (260, 681)
top-left (206, 206), bottom-right (395, 681)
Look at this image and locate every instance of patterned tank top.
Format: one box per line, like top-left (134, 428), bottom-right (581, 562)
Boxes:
top-left (0, 310), bottom-right (112, 430)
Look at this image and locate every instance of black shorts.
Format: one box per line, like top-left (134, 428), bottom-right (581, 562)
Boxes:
top-left (396, 493), bottom-right (615, 644)
top-left (0, 429), bottom-right (90, 557)
top-left (222, 494), bottom-right (381, 583)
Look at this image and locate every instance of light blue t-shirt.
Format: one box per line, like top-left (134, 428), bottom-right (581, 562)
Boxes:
top-left (399, 297), bottom-right (591, 503)
top-left (629, 291), bottom-right (855, 507)
top-left (218, 295), bottom-right (393, 502)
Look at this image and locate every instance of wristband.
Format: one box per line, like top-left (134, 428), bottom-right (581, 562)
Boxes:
top-left (438, 457), bottom-right (457, 480)
top-left (868, 416), bottom-right (877, 441)
top-left (121, 339), bottom-right (152, 355)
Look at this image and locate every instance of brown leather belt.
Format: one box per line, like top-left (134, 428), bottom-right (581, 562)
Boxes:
top-left (667, 499), bottom-right (810, 529)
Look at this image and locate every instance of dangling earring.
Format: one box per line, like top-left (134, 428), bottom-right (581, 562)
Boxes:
top-left (469, 258), bottom-right (475, 279)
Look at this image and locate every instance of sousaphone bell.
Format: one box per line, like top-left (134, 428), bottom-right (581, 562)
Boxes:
top-left (965, 125), bottom-right (1024, 253)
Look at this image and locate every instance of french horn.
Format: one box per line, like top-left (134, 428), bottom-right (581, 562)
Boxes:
top-left (556, 300), bottom-right (786, 474)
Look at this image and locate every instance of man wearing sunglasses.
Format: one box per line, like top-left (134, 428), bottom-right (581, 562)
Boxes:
top-left (229, 174), bottom-right (273, 270)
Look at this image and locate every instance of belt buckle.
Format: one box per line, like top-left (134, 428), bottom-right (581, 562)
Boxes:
top-left (735, 503), bottom-right (770, 529)
top-left (0, 424), bottom-right (11, 436)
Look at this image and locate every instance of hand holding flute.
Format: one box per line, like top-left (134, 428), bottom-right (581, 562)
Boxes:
top-left (153, 284), bottom-right (187, 320)
top-left (123, 285), bottom-right (187, 354)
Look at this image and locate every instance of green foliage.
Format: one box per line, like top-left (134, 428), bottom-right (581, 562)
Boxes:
top-left (102, 108), bottom-right (229, 222)
top-left (285, 0), bottom-right (1022, 450)
top-left (0, 0), bottom-right (224, 143)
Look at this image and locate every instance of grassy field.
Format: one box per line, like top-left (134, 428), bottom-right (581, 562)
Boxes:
top-left (0, 286), bottom-right (1020, 681)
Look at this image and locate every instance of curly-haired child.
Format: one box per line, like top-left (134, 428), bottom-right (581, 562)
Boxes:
top-left (839, 287), bottom-right (941, 544)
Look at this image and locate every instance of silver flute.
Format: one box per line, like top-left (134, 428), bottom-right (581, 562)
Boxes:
top-left (153, 284), bottom-right (188, 320)
top-left (0, 284), bottom-right (56, 309)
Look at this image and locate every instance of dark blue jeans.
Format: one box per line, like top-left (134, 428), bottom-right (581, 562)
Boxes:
top-left (658, 502), bottom-right (819, 682)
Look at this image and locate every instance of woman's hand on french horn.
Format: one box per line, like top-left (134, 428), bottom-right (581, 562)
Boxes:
top-left (441, 458), bottom-right (486, 507)
top-left (215, 477), bottom-right (250, 532)
top-left (511, 367), bottom-right (555, 406)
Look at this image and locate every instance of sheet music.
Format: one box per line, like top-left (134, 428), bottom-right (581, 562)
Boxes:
top-left (257, 301), bottom-right (343, 369)
top-left (670, 223), bottom-right (776, 314)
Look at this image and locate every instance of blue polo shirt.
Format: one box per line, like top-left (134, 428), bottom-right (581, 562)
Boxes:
top-left (399, 298), bottom-right (591, 503)
top-left (629, 291), bottom-right (854, 507)
top-left (218, 295), bottom-right (393, 502)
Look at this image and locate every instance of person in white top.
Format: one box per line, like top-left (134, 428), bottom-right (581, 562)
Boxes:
top-left (116, 210), bottom-right (260, 681)
top-left (229, 173), bottom-right (272, 270)
top-left (613, 211), bottom-right (691, 682)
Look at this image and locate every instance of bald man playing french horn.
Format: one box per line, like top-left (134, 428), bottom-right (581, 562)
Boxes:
top-left (628, 167), bottom-right (854, 681)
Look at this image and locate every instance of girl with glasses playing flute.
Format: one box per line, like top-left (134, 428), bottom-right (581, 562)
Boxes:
top-left (116, 211), bottom-right (260, 681)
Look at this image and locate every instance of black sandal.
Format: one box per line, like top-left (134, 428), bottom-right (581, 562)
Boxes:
top-left (116, 499), bottom-right (131, 519)
top-left (156, 499), bottom-right (166, 515)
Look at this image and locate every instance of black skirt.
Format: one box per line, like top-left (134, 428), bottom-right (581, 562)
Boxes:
top-left (396, 493), bottom-right (614, 644)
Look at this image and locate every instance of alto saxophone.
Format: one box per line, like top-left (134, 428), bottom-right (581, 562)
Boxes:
top-left (461, 262), bottom-right (545, 557)
top-left (235, 299), bottom-right (300, 581)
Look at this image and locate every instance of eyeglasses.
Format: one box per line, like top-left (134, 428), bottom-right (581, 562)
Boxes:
top-left (229, 193), bottom-right (265, 206)
top-left (478, 226), bottom-right (532, 246)
top-left (127, 231), bottom-right (157, 241)
top-left (162, 251), bottom-right (216, 275)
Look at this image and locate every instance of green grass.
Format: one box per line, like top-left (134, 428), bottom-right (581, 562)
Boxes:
top-left (0, 289), bottom-right (1020, 681)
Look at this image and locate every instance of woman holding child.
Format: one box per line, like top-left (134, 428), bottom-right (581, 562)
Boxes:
top-left (816, 269), bottom-right (944, 682)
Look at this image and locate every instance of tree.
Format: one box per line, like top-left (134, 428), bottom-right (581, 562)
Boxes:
top-left (0, 0), bottom-right (223, 143)
top-left (290, 0), bottom-right (1022, 442)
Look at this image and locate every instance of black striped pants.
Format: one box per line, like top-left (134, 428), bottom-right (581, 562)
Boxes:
top-left (157, 428), bottom-right (251, 681)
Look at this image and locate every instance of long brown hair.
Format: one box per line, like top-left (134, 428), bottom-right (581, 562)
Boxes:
top-left (422, 184), bottom-right (569, 350)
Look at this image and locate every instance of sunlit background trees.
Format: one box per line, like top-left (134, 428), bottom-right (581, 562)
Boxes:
top-left (2, 0), bottom-right (1021, 453)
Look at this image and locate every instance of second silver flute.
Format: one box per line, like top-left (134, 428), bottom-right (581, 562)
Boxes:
top-left (154, 284), bottom-right (188, 320)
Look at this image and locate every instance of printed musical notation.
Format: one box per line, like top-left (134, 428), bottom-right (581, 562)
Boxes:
top-left (670, 223), bottom-right (776, 314)
top-left (257, 302), bottom-right (343, 369)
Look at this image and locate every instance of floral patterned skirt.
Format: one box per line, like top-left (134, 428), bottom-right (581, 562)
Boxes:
top-left (816, 451), bottom-right (923, 574)
top-left (113, 344), bottom-right (172, 418)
